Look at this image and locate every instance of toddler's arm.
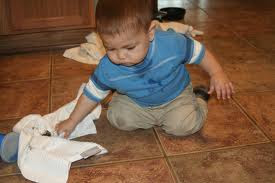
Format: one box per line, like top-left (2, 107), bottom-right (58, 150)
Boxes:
top-left (55, 94), bottom-right (98, 138)
top-left (199, 49), bottom-right (234, 100)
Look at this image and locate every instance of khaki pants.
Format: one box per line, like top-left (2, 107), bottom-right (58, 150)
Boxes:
top-left (107, 83), bottom-right (208, 136)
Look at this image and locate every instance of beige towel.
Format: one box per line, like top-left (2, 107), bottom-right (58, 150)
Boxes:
top-left (63, 21), bottom-right (203, 65)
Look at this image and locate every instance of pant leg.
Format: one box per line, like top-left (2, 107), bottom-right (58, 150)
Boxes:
top-left (107, 92), bottom-right (156, 131)
top-left (160, 84), bottom-right (208, 136)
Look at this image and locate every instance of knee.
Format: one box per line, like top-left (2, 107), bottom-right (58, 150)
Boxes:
top-left (107, 107), bottom-right (137, 131)
top-left (164, 114), bottom-right (205, 136)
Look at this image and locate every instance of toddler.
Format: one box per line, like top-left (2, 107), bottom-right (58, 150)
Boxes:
top-left (56, 0), bottom-right (234, 138)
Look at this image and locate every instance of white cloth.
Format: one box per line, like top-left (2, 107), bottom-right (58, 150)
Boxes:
top-left (156, 21), bottom-right (204, 37)
top-left (63, 32), bottom-right (105, 65)
top-left (13, 84), bottom-right (107, 183)
top-left (63, 21), bottom-right (203, 65)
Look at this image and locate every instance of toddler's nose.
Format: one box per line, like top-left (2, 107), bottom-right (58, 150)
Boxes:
top-left (117, 50), bottom-right (126, 60)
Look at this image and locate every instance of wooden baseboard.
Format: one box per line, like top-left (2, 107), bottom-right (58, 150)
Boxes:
top-left (0, 28), bottom-right (95, 54)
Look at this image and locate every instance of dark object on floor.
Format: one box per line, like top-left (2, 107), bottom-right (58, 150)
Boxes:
top-left (42, 130), bottom-right (52, 137)
top-left (159, 7), bottom-right (186, 21)
top-left (0, 132), bottom-right (20, 163)
top-left (193, 85), bottom-right (210, 102)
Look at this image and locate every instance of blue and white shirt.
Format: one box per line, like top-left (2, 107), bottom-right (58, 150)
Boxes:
top-left (83, 29), bottom-right (205, 107)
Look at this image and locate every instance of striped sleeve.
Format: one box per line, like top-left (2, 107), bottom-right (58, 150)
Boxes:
top-left (183, 35), bottom-right (205, 65)
top-left (83, 73), bottom-right (111, 103)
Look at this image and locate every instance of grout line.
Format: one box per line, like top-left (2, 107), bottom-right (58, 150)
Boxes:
top-left (164, 157), bottom-right (179, 183)
top-left (234, 89), bottom-right (275, 94)
top-left (49, 50), bottom-right (54, 113)
top-left (0, 77), bottom-right (50, 85)
top-left (232, 96), bottom-right (273, 141)
top-left (165, 141), bottom-right (272, 158)
top-left (71, 155), bottom-right (164, 169)
top-left (0, 173), bottom-right (22, 178)
top-left (152, 128), bottom-right (181, 183)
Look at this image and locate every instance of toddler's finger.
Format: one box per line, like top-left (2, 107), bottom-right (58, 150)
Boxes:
top-left (54, 124), bottom-right (59, 133)
top-left (216, 87), bottom-right (221, 99)
top-left (208, 85), bottom-right (215, 94)
top-left (60, 131), bottom-right (67, 138)
top-left (221, 87), bottom-right (227, 100)
top-left (226, 84), bottom-right (231, 99)
top-left (229, 82), bottom-right (235, 93)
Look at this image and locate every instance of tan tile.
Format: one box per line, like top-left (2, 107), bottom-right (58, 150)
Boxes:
top-left (0, 175), bottom-right (31, 182)
top-left (201, 36), bottom-right (272, 65)
top-left (69, 159), bottom-right (175, 183)
top-left (183, 9), bottom-right (213, 25)
top-left (156, 99), bottom-right (267, 156)
top-left (186, 65), bottom-right (209, 87)
top-left (52, 53), bottom-right (96, 79)
top-left (0, 119), bottom-right (19, 134)
top-left (0, 52), bottom-right (50, 83)
top-left (190, 22), bottom-right (233, 40)
top-left (51, 76), bottom-right (112, 111)
top-left (72, 110), bottom-right (163, 166)
top-left (51, 76), bottom-right (89, 111)
top-left (0, 80), bottom-right (49, 120)
top-left (234, 92), bottom-right (275, 140)
top-left (169, 143), bottom-right (275, 183)
top-left (242, 32), bottom-right (275, 53)
top-left (219, 10), bottom-right (275, 34)
top-left (224, 62), bottom-right (275, 93)
top-left (0, 162), bottom-right (21, 177)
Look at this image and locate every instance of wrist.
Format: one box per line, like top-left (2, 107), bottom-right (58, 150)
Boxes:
top-left (67, 116), bottom-right (79, 126)
top-left (210, 69), bottom-right (224, 77)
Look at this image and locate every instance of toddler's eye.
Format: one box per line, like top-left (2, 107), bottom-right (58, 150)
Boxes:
top-left (127, 46), bottom-right (135, 50)
top-left (107, 48), bottom-right (115, 52)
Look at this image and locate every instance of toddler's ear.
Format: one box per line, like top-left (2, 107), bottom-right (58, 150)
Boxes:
top-left (148, 20), bottom-right (158, 41)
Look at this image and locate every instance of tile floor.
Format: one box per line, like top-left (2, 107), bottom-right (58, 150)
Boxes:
top-left (0, 0), bottom-right (274, 182)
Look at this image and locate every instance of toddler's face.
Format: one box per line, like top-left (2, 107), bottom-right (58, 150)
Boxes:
top-left (101, 30), bottom-right (152, 66)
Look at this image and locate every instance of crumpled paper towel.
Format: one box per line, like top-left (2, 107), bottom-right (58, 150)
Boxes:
top-left (13, 83), bottom-right (107, 183)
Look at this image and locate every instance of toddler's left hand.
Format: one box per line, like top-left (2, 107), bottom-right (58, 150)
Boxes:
top-left (208, 71), bottom-right (234, 100)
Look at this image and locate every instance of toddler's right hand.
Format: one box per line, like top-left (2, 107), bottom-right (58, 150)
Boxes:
top-left (55, 118), bottom-right (77, 139)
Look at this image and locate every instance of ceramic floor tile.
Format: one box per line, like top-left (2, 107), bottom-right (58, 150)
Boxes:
top-left (69, 159), bottom-right (175, 183)
top-left (72, 110), bottom-right (163, 167)
top-left (213, 10), bottom-right (275, 34)
top-left (51, 75), bottom-right (112, 112)
top-left (0, 80), bottom-right (49, 120)
top-left (52, 52), bottom-right (96, 79)
top-left (241, 32), bottom-right (275, 53)
top-left (224, 62), bottom-right (275, 93)
top-left (189, 22), bottom-right (234, 40)
top-left (0, 162), bottom-right (20, 177)
top-left (234, 92), bottom-right (275, 140)
top-left (0, 175), bottom-right (31, 183)
top-left (51, 76), bottom-right (89, 111)
top-left (192, 0), bottom-right (275, 11)
top-left (201, 36), bottom-right (272, 65)
top-left (169, 143), bottom-right (275, 183)
top-left (0, 52), bottom-right (50, 83)
top-left (186, 65), bottom-right (209, 87)
top-left (0, 119), bottom-right (19, 134)
top-left (155, 98), bottom-right (268, 156)
top-left (183, 9), bottom-right (213, 26)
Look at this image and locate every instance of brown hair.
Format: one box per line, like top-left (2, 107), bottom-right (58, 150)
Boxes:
top-left (96, 0), bottom-right (154, 36)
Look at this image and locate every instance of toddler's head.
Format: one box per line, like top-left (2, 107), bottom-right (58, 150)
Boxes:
top-left (96, 0), bottom-right (156, 66)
